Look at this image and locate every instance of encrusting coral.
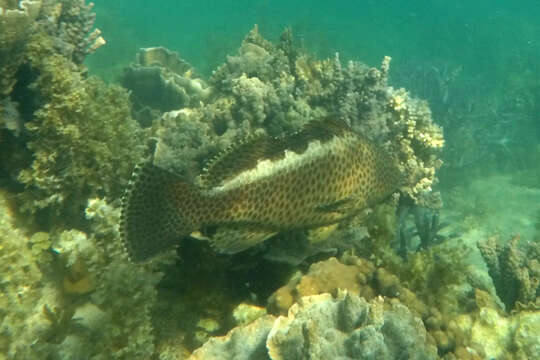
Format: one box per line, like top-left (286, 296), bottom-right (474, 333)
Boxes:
top-left (267, 291), bottom-right (437, 360)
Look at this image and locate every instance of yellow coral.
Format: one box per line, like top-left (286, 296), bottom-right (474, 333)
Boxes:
top-left (390, 93), bottom-right (408, 111)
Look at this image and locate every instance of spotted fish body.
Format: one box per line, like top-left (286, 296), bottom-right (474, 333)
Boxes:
top-left (121, 119), bottom-right (401, 262)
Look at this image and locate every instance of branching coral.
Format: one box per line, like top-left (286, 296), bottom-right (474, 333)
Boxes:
top-left (56, 0), bottom-right (106, 64)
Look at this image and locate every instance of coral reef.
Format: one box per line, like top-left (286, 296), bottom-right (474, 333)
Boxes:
top-left (0, 0), bottom-right (144, 221)
top-left (4, 5), bottom-right (536, 359)
top-left (0, 192), bottom-right (161, 359)
top-left (185, 252), bottom-right (539, 359)
top-left (16, 51), bottom-right (144, 217)
top-left (190, 291), bottom-right (438, 360)
top-left (0, 4), bottom-right (157, 355)
top-left (0, 0), bottom-right (104, 97)
top-left (478, 235), bottom-right (540, 311)
top-left (265, 253), bottom-right (539, 359)
top-left (188, 315), bottom-right (275, 360)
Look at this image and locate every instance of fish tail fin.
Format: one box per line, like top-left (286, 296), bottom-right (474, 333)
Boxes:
top-left (120, 162), bottom-right (198, 262)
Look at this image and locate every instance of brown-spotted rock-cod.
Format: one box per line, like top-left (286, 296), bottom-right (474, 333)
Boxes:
top-left (120, 119), bottom-right (401, 262)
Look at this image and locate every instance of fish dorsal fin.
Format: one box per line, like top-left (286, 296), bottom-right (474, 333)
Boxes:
top-left (201, 134), bottom-right (271, 188)
top-left (201, 118), bottom-right (352, 188)
top-left (298, 117), bottom-right (351, 141)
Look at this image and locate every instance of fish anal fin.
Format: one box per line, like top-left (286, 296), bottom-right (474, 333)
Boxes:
top-left (210, 226), bottom-right (277, 254)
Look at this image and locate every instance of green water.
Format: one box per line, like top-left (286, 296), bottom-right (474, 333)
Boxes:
top-left (90, 0), bottom-right (540, 79)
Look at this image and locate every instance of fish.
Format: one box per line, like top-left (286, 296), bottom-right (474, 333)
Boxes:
top-left (120, 118), bottom-right (401, 262)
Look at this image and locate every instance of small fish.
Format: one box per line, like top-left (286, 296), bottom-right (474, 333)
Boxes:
top-left (120, 119), bottom-right (401, 262)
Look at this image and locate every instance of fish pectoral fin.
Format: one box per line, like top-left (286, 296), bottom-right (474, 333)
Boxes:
top-left (307, 224), bottom-right (339, 244)
top-left (210, 226), bottom-right (277, 254)
top-left (315, 197), bottom-right (357, 214)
